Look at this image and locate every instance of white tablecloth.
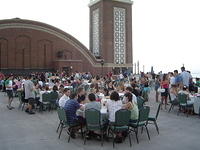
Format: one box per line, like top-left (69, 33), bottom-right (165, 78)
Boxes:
top-left (193, 97), bottom-right (200, 114)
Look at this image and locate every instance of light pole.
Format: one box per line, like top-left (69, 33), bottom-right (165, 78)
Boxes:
top-left (137, 61), bottom-right (139, 74)
top-left (100, 59), bottom-right (104, 77)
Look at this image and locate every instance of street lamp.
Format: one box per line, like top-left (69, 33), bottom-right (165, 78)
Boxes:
top-left (100, 59), bottom-right (104, 77)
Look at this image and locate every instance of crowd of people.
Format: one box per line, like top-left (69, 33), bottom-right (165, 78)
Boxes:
top-left (155, 67), bottom-right (199, 110)
top-left (0, 66), bottom-right (199, 142)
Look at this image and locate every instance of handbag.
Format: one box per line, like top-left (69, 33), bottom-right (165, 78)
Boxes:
top-left (158, 87), bottom-right (165, 93)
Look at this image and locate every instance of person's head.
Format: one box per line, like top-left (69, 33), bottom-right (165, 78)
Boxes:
top-left (124, 92), bottom-right (133, 103)
top-left (162, 74), bottom-right (168, 81)
top-left (103, 88), bottom-right (109, 96)
top-left (9, 75), bottom-right (13, 80)
top-left (28, 75), bottom-right (32, 80)
top-left (131, 83), bottom-right (136, 89)
top-left (196, 78), bottom-right (200, 81)
top-left (52, 85), bottom-right (58, 92)
top-left (170, 72), bottom-right (174, 77)
top-left (125, 86), bottom-right (133, 93)
top-left (108, 81), bottom-right (113, 87)
top-left (77, 87), bottom-right (85, 96)
top-left (174, 70), bottom-right (178, 76)
top-left (183, 86), bottom-right (187, 91)
top-left (110, 91), bottom-right (120, 101)
top-left (144, 82), bottom-right (149, 87)
top-left (181, 67), bottom-right (185, 72)
top-left (59, 84), bottom-right (64, 89)
top-left (45, 85), bottom-right (49, 91)
top-left (69, 92), bottom-right (77, 99)
top-left (63, 88), bottom-right (71, 96)
top-left (88, 93), bottom-right (96, 102)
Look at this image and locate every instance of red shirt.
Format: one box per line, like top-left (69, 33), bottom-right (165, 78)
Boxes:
top-left (161, 81), bottom-right (169, 88)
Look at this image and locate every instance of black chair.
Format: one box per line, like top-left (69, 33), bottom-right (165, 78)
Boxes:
top-left (130, 106), bottom-right (150, 143)
top-left (49, 91), bottom-right (59, 110)
top-left (148, 103), bottom-right (161, 134)
top-left (109, 109), bottom-right (132, 148)
top-left (168, 93), bottom-right (179, 113)
top-left (177, 93), bottom-right (193, 117)
top-left (137, 96), bottom-right (145, 110)
top-left (84, 109), bottom-right (105, 146)
top-left (57, 107), bottom-right (82, 142)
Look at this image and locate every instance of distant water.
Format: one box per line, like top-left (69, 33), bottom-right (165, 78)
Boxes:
top-left (191, 73), bottom-right (200, 78)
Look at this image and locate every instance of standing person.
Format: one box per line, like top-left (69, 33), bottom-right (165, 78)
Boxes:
top-left (169, 72), bottom-right (176, 88)
top-left (24, 75), bottom-right (35, 114)
top-left (174, 70), bottom-right (182, 87)
top-left (155, 75), bottom-right (160, 102)
top-left (5, 75), bottom-right (14, 110)
top-left (160, 74), bottom-right (169, 109)
top-left (180, 67), bottom-right (192, 88)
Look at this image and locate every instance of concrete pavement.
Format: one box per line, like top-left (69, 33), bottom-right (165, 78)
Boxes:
top-left (0, 91), bottom-right (200, 150)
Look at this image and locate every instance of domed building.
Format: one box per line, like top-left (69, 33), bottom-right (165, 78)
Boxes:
top-left (0, 0), bottom-right (133, 75)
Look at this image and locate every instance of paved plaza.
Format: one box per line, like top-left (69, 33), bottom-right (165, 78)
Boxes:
top-left (0, 91), bottom-right (200, 150)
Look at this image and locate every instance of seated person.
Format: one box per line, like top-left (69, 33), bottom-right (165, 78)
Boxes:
top-left (58, 84), bottom-right (64, 98)
top-left (59, 88), bottom-right (70, 108)
top-left (107, 91), bottom-right (124, 143)
top-left (196, 78), bottom-right (200, 87)
top-left (131, 83), bottom-right (141, 97)
top-left (142, 83), bottom-right (150, 101)
top-left (77, 87), bottom-right (86, 104)
top-left (169, 85), bottom-right (179, 103)
top-left (107, 91), bottom-right (122, 123)
top-left (64, 92), bottom-right (85, 138)
top-left (107, 81), bottom-right (115, 94)
top-left (178, 86), bottom-right (194, 105)
top-left (85, 93), bottom-right (101, 111)
top-left (123, 87), bottom-right (137, 104)
top-left (102, 88), bottom-right (109, 97)
top-left (85, 93), bottom-right (103, 138)
top-left (123, 92), bottom-right (139, 123)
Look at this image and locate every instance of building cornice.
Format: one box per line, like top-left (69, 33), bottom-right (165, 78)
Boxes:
top-left (113, 0), bottom-right (133, 4)
top-left (89, 0), bottom-right (133, 7)
top-left (89, 0), bottom-right (101, 7)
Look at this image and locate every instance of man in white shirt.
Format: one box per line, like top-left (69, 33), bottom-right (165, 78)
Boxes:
top-left (180, 67), bottom-right (192, 87)
top-left (59, 88), bottom-right (71, 108)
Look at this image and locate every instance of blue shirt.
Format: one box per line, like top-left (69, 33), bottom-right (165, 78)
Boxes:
top-left (175, 75), bottom-right (182, 84)
top-left (64, 99), bottom-right (80, 125)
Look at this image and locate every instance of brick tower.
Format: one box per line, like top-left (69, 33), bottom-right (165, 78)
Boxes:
top-left (89, 0), bottom-right (133, 74)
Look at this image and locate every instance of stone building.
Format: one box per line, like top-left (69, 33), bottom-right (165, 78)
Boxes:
top-left (0, 0), bottom-right (133, 75)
